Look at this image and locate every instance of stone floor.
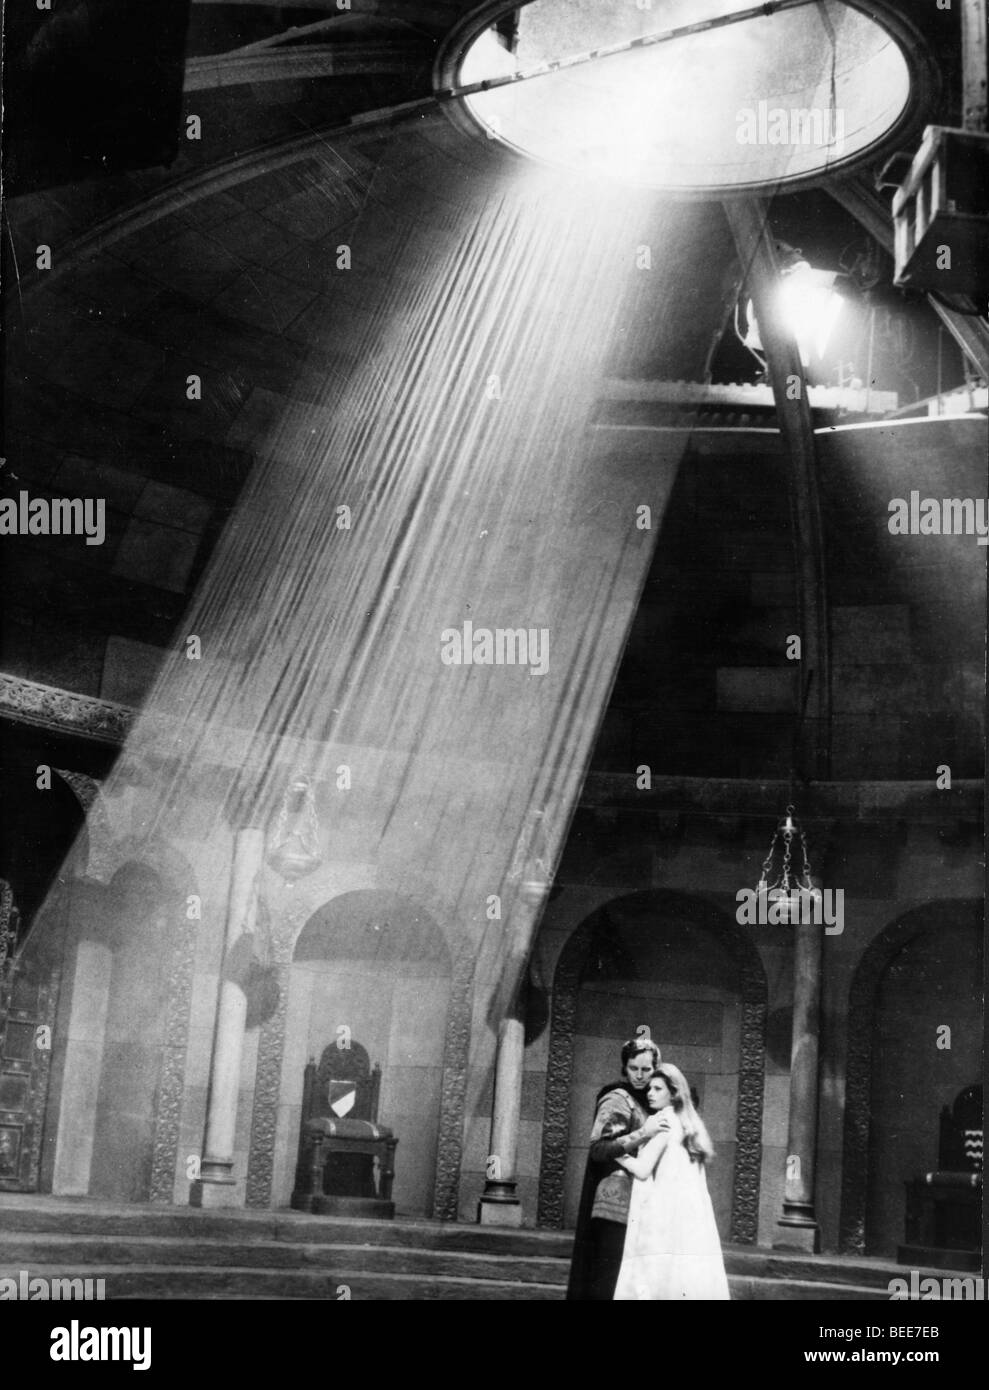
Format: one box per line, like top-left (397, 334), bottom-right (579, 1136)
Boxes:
top-left (1, 1194), bottom-right (972, 1300)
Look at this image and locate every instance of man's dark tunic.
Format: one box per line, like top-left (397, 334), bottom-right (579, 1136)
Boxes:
top-left (566, 1081), bottom-right (649, 1301)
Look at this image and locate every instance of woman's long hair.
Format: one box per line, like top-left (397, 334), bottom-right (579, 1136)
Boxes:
top-left (656, 1063), bottom-right (715, 1165)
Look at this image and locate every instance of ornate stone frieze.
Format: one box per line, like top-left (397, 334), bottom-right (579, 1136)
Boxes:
top-left (245, 961), bottom-right (290, 1208)
top-left (536, 920), bottom-right (592, 1229)
top-left (0, 673), bottom-right (132, 744)
top-left (0, 880), bottom-right (16, 980)
top-left (245, 906), bottom-right (295, 1209)
top-left (730, 968), bottom-right (767, 1245)
top-left (431, 944), bottom-right (477, 1221)
top-left (52, 769), bottom-right (100, 811)
top-left (149, 916), bottom-right (199, 1203)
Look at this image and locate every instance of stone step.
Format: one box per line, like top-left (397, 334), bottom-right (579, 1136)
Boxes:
top-left (0, 1263), bottom-right (565, 1301)
top-left (0, 1233), bottom-right (570, 1285)
top-left (731, 1275), bottom-right (888, 1301)
top-left (0, 1200), bottom-right (573, 1258)
top-left (1, 1229), bottom-right (902, 1290)
top-left (731, 1251), bottom-right (909, 1291)
top-left (0, 1262), bottom-right (888, 1301)
top-left (0, 1197), bottom-right (968, 1300)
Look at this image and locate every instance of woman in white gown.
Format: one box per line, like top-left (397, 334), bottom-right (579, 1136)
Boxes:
top-left (613, 1063), bottom-right (730, 1301)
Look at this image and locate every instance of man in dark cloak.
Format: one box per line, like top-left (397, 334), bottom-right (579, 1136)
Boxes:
top-left (566, 1037), bottom-right (664, 1300)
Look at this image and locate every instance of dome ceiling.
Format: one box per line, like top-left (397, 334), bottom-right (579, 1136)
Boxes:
top-left (1, 0), bottom-right (983, 731)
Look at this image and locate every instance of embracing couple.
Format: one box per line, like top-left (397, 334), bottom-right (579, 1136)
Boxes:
top-left (566, 1037), bottom-right (730, 1301)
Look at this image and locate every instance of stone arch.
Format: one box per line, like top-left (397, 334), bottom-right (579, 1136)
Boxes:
top-left (536, 889), bottom-right (767, 1242)
top-left (290, 889), bottom-right (453, 968)
top-left (838, 898), bottom-right (983, 1255)
top-left (253, 889), bottom-right (475, 1217)
top-left (43, 835), bottom-right (199, 1204)
top-left (52, 770), bottom-right (102, 879)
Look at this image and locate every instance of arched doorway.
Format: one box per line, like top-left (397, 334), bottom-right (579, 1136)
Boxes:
top-left (840, 900), bottom-right (983, 1257)
top-left (537, 889), bottom-right (767, 1242)
top-left (273, 890), bottom-right (454, 1216)
top-left (40, 850), bottom-right (196, 1203)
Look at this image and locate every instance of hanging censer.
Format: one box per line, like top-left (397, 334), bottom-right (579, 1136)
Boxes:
top-left (755, 805), bottom-right (822, 924)
top-left (267, 773), bottom-right (322, 882)
top-left (508, 807), bottom-right (554, 909)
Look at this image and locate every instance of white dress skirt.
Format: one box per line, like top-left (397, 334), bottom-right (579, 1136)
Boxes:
top-left (614, 1114), bottom-right (730, 1301)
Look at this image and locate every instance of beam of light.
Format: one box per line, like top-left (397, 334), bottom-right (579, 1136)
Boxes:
top-left (20, 150), bottom-right (699, 1033)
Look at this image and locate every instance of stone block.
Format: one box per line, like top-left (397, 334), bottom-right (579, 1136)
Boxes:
top-left (716, 667), bottom-right (794, 714)
top-left (706, 1140), bottom-right (735, 1233)
top-left (564, 1145), bottom-right (589, 1228)
top-left (65, 942), bottom-right (113, 1044)
top-left (111, 517), bottom-right (202, 595)
top-left (721, 1004), bottom-right (742, 1073)
top-left (577, 988), bottom-right (725, 1047)
top-left (759, 1145), bottom-right (787, 1243)
top-left (831, 605), bottom-right (911, 666)
top-left (100, 634), bottom-right (166, 705)
top-left (52, 1037), bottom-right (105, 1195)
top-left (457, 1169), bottom-right (486, 1225)
top-left (211, 270), bottom-right (317, 337)
top-left (761, 1074), bottom-right (791, 1146)
top-left (48, 321), bottom-right (166, 410)
top-left (202, 208), bottom-right (305, 264)
top-left (515, 1120), bottom-right (545, 1180)
top-left (387, 979), bottom-right (449, 1067)
top-left (141, 229), bottom-right (245, 301)
top-left (520, 1069), bottom-right (547, 1122)
top-left (831, 664), bottom-right (930, 715)
top-left (133, 481), bottom-right (213, 534)
top-left (271, 1101), bottom-right (302, 1207)
top-left (183, 974), bottom-right (222, 1091)
top-left (572, 1032), bottom-right (621, 1084)
top-left (26, 619), bottom-right (105, 697)
top-left (462, 1113), bottom-right (491, 1173)
top-left (387, 1116), bottom-right (440, 1216)
top-left (569, 1082), bottom-right (602, 1143)
top-left (379, 1065), bottom-right (442, 1122)
top-left (464, 1062), bottom-right (495, 1121)
top-left (831, 717), bottom-right (902, 779)
top-left (701, 1073), bottom-right (739, 1142)
top-left (54, 455), bottom-right (146, 512)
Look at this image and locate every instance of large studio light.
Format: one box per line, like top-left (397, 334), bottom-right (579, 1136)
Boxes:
top-left (437, 0), bottom-right (932, 194)
top-left (744, 254), bottom-right (846, 367)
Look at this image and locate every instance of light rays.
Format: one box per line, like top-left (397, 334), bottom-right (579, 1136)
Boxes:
top-left (32, 149), bottom-right (698, 1009)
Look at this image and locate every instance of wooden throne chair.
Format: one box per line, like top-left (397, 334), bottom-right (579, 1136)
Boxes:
top-left (291, 1041), bottom-right (397, 1219)
top-left (899, 1083), bottom-right (983, 1271)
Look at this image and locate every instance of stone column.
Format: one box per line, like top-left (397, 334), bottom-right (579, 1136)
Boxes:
top-left (478, 994), bottom-right (526, 1227)
top-left (51, 937), bottom-right (112, 1196)
top-left (775, 915), bottom-right (824, 1251)
top-left (190, 826), bottom-right (265, 1208)
top-left (477, 879), bottom-right (549, 1227)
